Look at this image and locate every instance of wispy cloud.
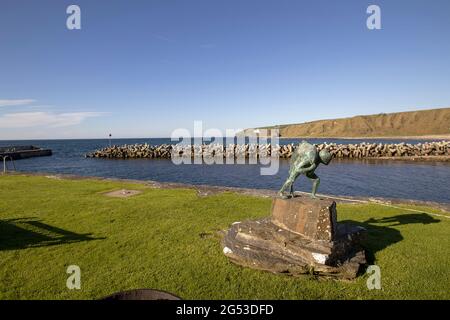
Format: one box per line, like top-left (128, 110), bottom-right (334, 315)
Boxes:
top-left (0, 111), bottom-right (105, 128)
top-left (0, 99), bottom-right (36, 107)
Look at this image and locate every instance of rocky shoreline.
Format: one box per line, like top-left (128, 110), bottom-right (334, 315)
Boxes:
top-left (86, 141), bottom-right (450, 160)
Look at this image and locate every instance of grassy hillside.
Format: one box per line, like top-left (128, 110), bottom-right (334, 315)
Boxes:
top-left (0, 174), bottom-right (449, 299)
top-left (242, 108), bottom-right (450, 138)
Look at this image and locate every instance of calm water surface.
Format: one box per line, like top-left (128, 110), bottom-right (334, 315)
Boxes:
top-left (1, 138), bottom-right (449, 203)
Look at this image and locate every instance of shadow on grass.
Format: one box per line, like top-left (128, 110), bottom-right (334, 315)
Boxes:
top-left (0, 218), bottom-right (104, 251)
top-left (342, 213), bottom-right (440, 265)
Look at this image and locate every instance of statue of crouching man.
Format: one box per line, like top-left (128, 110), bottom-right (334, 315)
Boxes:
top-left (278, 141), bottom-right (332, 199)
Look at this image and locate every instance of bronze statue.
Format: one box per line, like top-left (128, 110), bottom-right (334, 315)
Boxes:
top-left (278, 141), bottom-right (332, 199)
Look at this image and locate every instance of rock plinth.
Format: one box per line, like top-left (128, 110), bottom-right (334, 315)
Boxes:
top-left (222, 197), bottom-right (367, 279)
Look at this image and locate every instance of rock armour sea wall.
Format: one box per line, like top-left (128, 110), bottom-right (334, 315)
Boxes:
top-left (86, 141), bottom-right (450, 159)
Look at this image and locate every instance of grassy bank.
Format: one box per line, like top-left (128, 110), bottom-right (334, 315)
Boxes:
top-left (0, 174), bottom-right (449, 299)
top-left (241, 107), bottom-right (450, 138)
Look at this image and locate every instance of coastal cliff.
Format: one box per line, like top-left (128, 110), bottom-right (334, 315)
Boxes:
top-left (240, 107), bottom-right (450, 138)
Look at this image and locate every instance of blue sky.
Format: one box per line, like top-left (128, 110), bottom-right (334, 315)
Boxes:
top-left (1, 0), bottom-right (450, 139)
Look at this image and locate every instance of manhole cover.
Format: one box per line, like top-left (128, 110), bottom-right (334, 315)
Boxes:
top-left (101, 289), bottom-right (181, 300)
top-left (104, 189), bottom-right (143, 198)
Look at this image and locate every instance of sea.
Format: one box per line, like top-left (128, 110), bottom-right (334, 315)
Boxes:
top-left (1, 138), bottom-right (449, 203)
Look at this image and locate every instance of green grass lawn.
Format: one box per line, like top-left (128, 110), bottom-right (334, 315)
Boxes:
top-left (0, 174), bottom-right (449, 300)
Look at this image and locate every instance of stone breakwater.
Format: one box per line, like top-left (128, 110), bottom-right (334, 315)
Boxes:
top-left (86, 141), bottom-right (450, 159)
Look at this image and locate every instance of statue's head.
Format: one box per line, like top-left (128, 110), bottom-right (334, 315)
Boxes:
top-left (319, 149), bottom-right (332, 165)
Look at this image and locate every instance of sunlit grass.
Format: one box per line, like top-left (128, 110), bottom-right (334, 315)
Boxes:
top-left (0, 174), bottom-right (448, 299)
